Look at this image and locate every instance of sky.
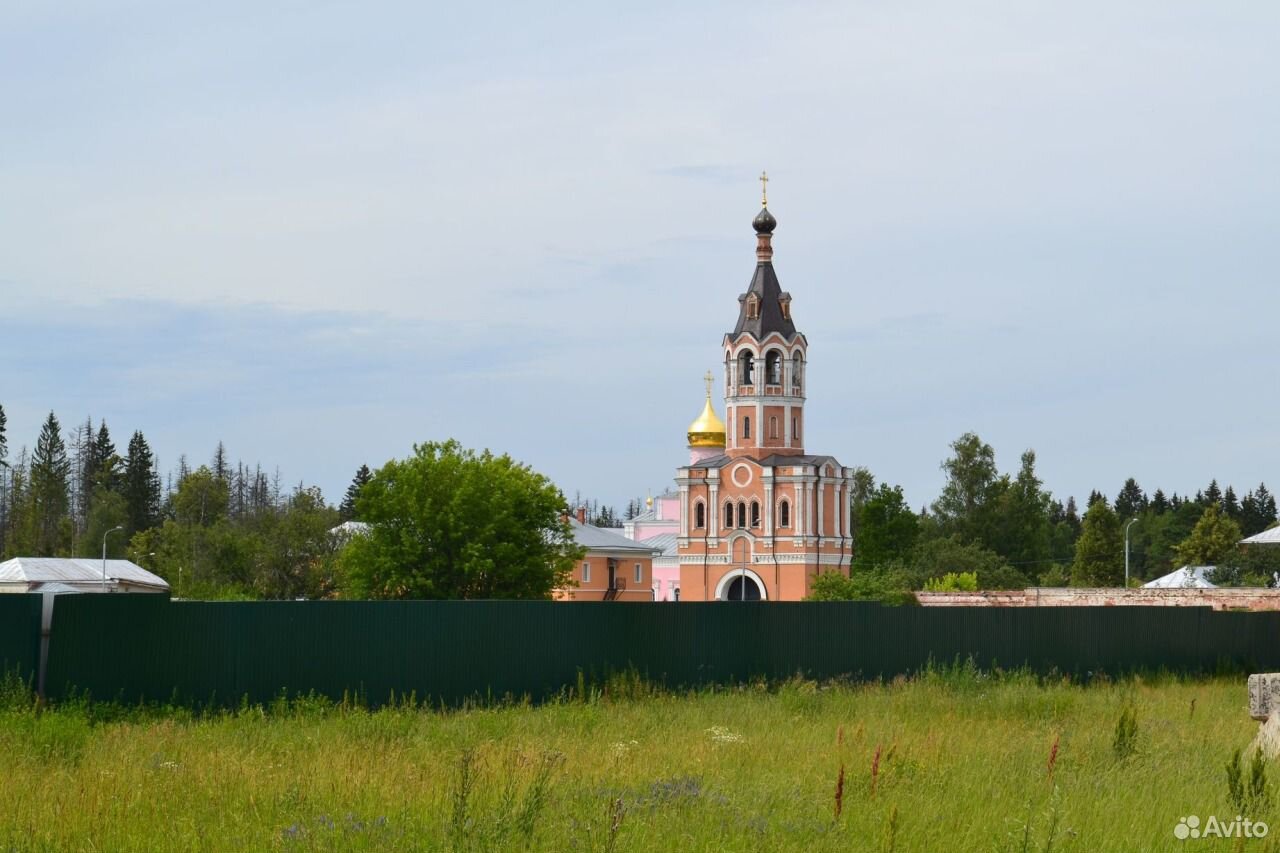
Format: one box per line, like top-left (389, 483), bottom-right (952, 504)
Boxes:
top-left (1, 1), bottom-right (1277, 512)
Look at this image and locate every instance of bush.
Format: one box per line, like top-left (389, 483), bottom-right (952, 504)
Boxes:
top-left (923, 572), bottom-right (978, 592)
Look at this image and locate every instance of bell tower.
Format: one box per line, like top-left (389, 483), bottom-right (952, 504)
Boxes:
top-left (723, 173), bottom-right (807, 459)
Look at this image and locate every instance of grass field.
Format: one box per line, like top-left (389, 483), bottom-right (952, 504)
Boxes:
top-left (0, 666), bottom-right (1275, 852)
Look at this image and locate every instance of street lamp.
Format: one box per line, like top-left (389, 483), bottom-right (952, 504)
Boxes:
top-left (1124, 518), bottom-right (1139, 588)
top-left (102, 525), bottom-right (124, 593)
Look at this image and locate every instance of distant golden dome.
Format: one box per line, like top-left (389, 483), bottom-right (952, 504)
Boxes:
top-left (688, 394), bottom-right (727, 448)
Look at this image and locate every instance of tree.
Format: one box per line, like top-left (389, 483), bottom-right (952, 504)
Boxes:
top-left (123, 431), bottom-right (162, 535)
top-left (339, 464), bottom-right (373, 521)
top-left (911, 536), bottom-right (1023, 590)
top-left (1150, 489), bottom-right (1169, 515)
top-left (1114, 478), bottom-right (1147, 520)
top-left (1072, 499), bottom-right (1123, 586)
top-left (1174, 505), bottom-right (1243, 568)
top-left (1241, 485), bottom-right (1278, 537)
top-left (27, 412), bottom-right (73, 555)
top-left (1204, 480), bottom-right (1223, 509)
top-left (931, 433), bottom-right (998, 544)
top-left (990, 450), bottom-right (1053, 573)
top-left (339, 440), bottom-right (582, 599)
top-left (853, 484), bottom-right (919, 570)
top-left (847, 466), bottom-right (876, 544)
top-left (1223, 486), bottom-right (1241, 521)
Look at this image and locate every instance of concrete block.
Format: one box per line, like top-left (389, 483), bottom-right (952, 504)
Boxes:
top-left (1248, 673), bottom-right (1280, 721)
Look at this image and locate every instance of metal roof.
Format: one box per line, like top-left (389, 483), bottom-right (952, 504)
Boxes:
top-left (0, 558), bottom-right (169, 590)
top-left (1242, 527), bottom-right (1280, 545)
top-left (569, 519), bottom-right (662, 555)
top-left (1142, 566), bottom-right (1217, 589)
top-left (637, 533), bottom-right (679, 557)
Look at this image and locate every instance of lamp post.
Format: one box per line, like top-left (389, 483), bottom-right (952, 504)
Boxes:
top-left (102, 525), bottom-right (124, 593)
top-left (1124, 518), bottom-right (1139, 588)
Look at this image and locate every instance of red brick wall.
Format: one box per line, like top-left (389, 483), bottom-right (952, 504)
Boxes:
top-left (916, 588), bottom-right (1280, 611)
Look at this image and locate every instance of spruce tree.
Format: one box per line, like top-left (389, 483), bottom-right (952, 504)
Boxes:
top-left (1114, 478), bottom-right (1147, 520)
top-left (29, 412), bottom-right (71, 555)
top-left (1223, 486), bottom-right (1241, 520)
top-left (123, 431), bottom-right (162, 535)
top-left (339, 464), bottom-right (372, 521)
top-left (0, 404), bottom-right (7, 465)
top-left (1150, 489), bottom-right (1169, 514)
top-left (93, 422), bottom-right (120, 492)
top-left (1204, 480), bottom-right (1223, 509)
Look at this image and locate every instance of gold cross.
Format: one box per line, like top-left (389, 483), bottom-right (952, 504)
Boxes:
top-left (704, 370), bottom-right (714, 397)
top-left (759, 170), bottom-right (769, 207)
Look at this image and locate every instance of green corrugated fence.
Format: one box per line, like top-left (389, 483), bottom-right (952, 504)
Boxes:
top-left (0, 594), bottom-right (43, 684)
top-left (37, 596), bottom-right (1280, 707)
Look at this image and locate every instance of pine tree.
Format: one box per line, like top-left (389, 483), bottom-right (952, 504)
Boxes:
top-left (212, 442), bottom-right (230, 484)
top-left (1223, 486), bottom-right (1241, 520)
top-left (1150, 489), bottom-right (1169, 514)
top-left (1087, 490), bottom-right (1106, 508)
top-left (339, 464), bottom-right (372, 521)
top-left (123, 431), bottom-right (162, 535)
top-left (1114, 478), bottom-right (1147, 520)
top-left (93, 422), bottom-right (120, 493)
top-left (1204, 480), bottom-right (1223, 509)
top-left (1241, 484), bottom-right (1279, 537)
top-left (29, 412), bottom-right (72, 555)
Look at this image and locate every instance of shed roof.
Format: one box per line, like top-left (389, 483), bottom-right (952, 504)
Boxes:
top-left (0, 557), bottom-right (169, 590)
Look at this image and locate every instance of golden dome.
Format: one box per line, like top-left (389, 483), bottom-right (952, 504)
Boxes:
top-left (687, 394), bottom-right (727, 448)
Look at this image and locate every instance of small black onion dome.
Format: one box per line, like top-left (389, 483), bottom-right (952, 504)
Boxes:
top-left (752, 206), bottom-right (777, 234)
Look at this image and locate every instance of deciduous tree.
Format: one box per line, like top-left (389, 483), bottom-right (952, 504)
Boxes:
top-left (339, 440), bottom-right (582, 600)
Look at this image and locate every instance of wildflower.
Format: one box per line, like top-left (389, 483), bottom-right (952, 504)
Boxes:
top-left (1047, 734), bottom-right (1060, 781)
top-left (705, 726), bottom-right (743, 744)
top-left (871, 745), bottom-right (882, 796)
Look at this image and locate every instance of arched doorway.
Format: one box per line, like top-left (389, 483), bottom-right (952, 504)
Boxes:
top-left (714, 567), bottom-right (768, 601)
top-left (725, 575), bottom-right (763, 601)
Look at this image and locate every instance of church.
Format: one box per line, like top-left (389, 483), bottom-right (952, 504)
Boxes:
top-left (668, 180), bottom-right (856, 601)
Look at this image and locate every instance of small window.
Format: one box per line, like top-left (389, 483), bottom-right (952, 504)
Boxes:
top-left (634, 563), bottom-right (643, 583)
top-left (725, 501), bottom-right (734, 528)
top-left (746, 293), bottom-right (760, 319)
top-left (750, 501), bottom-right (760, 527)
top-left (737, 501), bottom-right (747, 529)
top-left (779, 500), bottom-right (790, 528)
top-left (695, 502), bottom-right (706, 528)
top-left (792, 417), bottom-right (799, 440)
top-left (582, 562), bottom-right (591, 583)
top-left (769, 417), bottom-right (778, 439)
top-left (743, 416), bottom-right (751, 439)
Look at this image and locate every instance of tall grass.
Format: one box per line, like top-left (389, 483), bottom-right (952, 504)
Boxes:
top-left (0, 666), bottom-right (1271, 851)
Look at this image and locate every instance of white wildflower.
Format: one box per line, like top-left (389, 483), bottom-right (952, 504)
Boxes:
top-left (705, 726), bottom-right (743, 744)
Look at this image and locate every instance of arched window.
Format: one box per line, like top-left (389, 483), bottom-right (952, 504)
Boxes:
top-left (737, 501), bottom-right (746, 529)
top-left (743, 416), bottom-right (750, 439)
top-left (769, 416), bottom-right (778, 439)
top-left (793, 416), bottom-right (800, 440)
top-left (779, 499), bottom-right (790, 528)
top-left (765, 350), bottom-right (782, 384)
top-left (724, 501), bottom-right (734, 529)
top-left (738, 351), bottom-right (754, 386)
top-left (750, 501), bottom-right (760, 527)
top-left (694, 501), bottom-right (706, 529)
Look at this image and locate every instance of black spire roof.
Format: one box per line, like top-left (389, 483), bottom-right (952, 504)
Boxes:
top-left (730, 207), bottom-right (797, 341)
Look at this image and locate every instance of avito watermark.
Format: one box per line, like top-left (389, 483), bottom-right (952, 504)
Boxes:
top-left (1174, 815), bottom-right (1269, 840)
